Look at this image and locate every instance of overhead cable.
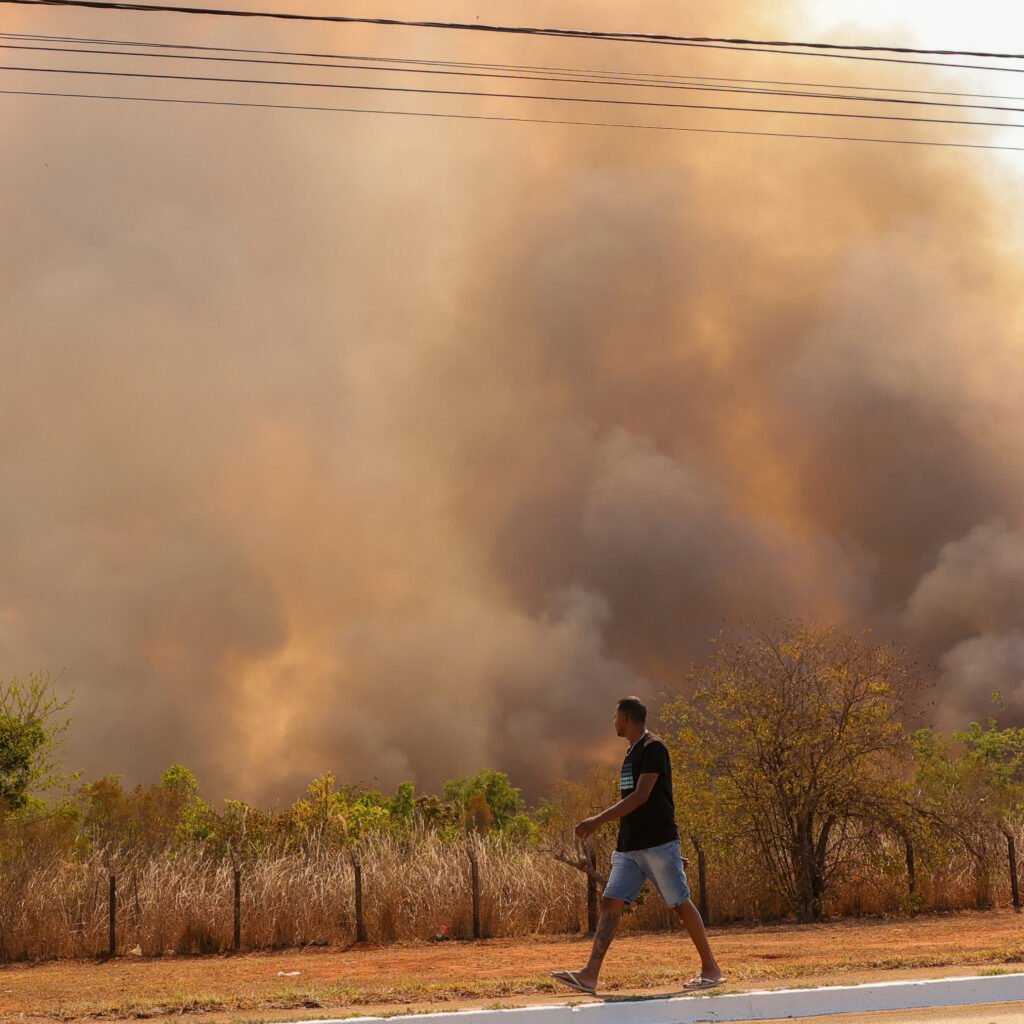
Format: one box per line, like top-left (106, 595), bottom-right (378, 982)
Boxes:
top-left (4, 63), bottom-right (1024, 131)
top-left (4, 0), bottom-right (1024, 62)
top-left (4, 86), bottom-right (1024, 152)
top-left (4, 39), bottom-right (1024, 114)
top-left (6, 30), bottom-right (1024, 104)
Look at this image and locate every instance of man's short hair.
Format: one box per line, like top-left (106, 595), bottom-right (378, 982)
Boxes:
top-left (616, 697), bottom-right (647, 724)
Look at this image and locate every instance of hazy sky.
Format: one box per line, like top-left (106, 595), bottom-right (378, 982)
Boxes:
top-left (2, 1), bottom-right (1023, 804)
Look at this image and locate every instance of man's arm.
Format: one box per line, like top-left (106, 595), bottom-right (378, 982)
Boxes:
top-left (575, 773), bottom-right (658, 840)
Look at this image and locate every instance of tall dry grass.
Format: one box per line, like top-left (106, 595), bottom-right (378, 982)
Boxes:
top-left (681, 823), bottom-right (1024, 925)
top-left (0, 832), bottom-right (591, 959)
top-left (0, 824), bottom-right (1020, 961)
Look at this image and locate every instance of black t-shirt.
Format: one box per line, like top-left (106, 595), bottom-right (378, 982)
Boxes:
top-left (616, 733), bottom-right (680, 852)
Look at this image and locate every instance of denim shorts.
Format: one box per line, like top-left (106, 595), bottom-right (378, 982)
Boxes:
top-left (603, 839), bottom-right (691, 907)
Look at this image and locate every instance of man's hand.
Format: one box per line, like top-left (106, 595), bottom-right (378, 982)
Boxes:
top-left (575, 816), bottom-right (601, 840)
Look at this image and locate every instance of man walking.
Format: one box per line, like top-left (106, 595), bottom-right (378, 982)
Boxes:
top-left (552, 696), bottom-right (723, 997)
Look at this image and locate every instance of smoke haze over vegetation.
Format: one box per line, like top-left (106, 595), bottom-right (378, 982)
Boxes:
top-left (2, 0), bottom-right (1023, 803)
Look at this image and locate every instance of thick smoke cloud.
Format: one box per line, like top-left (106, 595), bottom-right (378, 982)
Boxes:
top-left (2, 1), bottom-right (1023, 802)
top-left (905, 522), bottom-right (1024, 724)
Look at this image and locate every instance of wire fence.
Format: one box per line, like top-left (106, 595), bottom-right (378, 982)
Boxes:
top-left (0, 825), bottom-right (1020, 961)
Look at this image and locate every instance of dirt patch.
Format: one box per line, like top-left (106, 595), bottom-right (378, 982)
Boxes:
top-left (2, 909), bottom-right (1023, 1023)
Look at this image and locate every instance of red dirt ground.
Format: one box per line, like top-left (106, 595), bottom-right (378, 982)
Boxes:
top-left (2, 909), bottom-right (1023, 1023)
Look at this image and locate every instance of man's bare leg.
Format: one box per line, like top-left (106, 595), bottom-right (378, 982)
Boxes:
top-left (672, 898), bottom-right (722, 981)
top-left (564, 896), bottom-right (624, 991)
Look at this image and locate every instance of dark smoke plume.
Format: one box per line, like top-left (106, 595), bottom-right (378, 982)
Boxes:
top-left (2, 1), bottom-right (1022, 802)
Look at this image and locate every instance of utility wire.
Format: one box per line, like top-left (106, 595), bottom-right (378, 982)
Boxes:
top-left (5, 40), bottom-right (1024, 115)
top-left (621, 40), bottom-right (1024, 75)
top-left (5, 62), bottom-right (1023, 130)
top-left (4, 86), bottom-right (1024, 153)
top-left (4, 0), bottom-right (1024, 62)
top-left (7, 30), bottom-right (1024, 104)
top-left (3, 2), bottom-right (1024, 76)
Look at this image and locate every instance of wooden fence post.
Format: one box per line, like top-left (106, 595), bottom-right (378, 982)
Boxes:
top-left (108, 875), bottom-right (117, 957)
top-left (585, 843), bottom-right (598, 935)
top-left (1004, 830), bottom-right (1021, 913)
top-left (904, 836), bottom-right (916, 896)
top-left (233, 868), bottom-right (242, 951)
top-left (689, 835), bottom-right (708, 925)
top-left (467, 846), bottom-right (481, 940)
top-left (350, 849), bottom-right (367, 943)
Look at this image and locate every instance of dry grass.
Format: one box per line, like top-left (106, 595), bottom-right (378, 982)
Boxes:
top-left (0, 834), bottom-right (597, 959)
top-left (0, 825), bottom-right (1020, 962)
top-left (690, 829), bottom-right (1021, 924)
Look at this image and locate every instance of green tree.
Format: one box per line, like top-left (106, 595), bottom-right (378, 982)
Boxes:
top-left (955, 710), bottom-right (1024, 819)
top-left (0, 673), bottom-right (74, 812)
top-left (291, 772), bottom-right (350, 851)
top-left (160, 764), bottom-right (199, 801)
top-left (412, 793), bottom-right (460, 830)
top-left (443, 769), bottom-right (522, 830)
top-left (345, 797), bottom-right (392, 838)
top-left (389, 781), bottom-right (416, 821)
top-left (911, 702), bottom-right (1024, 904)
top-left (664, 623), bottom-right (926, 922)
top-left (76, 766), bottom-right (213, 861)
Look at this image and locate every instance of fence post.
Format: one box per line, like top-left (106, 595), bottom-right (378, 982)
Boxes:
top-left (904, 836), bottom-right (916, 896)
top-left (233, 868), bottom-right (242, 951)
top-left (467, 846), bottom-right (481, 940)
top-left (1004, 830), bottom-right (1021, 913)
top-left (108, 875), bottom-right (117, 957)
top-left (585, 843), bottom-right (598, 935)
top-left (689, 835), bottom-right (708, 924)
top-left (350, 849), bottom-right (367, 943)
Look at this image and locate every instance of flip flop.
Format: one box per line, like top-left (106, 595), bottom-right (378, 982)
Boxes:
top-left (683, 976), bottom-right (725, 992)
top-left (551, 970), bottom-right (597, 996)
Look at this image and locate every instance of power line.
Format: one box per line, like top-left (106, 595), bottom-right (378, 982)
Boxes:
top-left (5, 25), bottom-right (1022, 154)
top-left (5, 63), bottom-right (1023, 131)
top-left (4, 86), bottom-right (1024, 152)
top-left (7, 30), bottom-right (1024, 105)
top-left (5, 39), bottom-right (1024, 116)
top-left (4, 0), bottom-right (1024, 62)
top-left (628, 40), bottom-right (1024, 75)
top-left (5, 7), bottom-right (1024, 77)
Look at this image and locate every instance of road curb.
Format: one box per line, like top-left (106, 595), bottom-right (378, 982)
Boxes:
top-left (294, 973), bottom-right (1024, 1024)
